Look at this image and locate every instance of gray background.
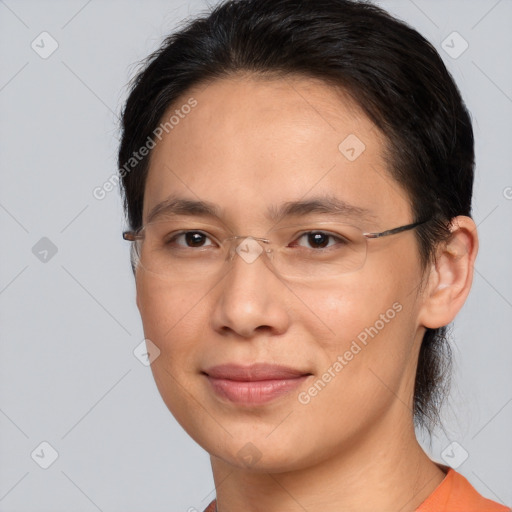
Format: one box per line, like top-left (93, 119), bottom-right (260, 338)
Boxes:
top-left (0, 0), bottom-right (511, 510)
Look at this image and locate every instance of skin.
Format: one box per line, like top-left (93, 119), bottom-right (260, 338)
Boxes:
top-left (134, 74), bottom-right (478, 512)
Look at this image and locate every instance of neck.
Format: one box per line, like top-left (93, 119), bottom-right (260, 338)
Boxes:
top-left (209, 408), bottom-right (446, 512)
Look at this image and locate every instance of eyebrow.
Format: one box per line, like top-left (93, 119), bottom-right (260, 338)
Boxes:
top-left (145, 194), bottom-right (375, 224)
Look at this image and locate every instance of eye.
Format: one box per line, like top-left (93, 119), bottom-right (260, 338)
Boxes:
top-left (166, 231), bottom-right (215, 248)
top-left (292, 231), bottom-right (348, 250)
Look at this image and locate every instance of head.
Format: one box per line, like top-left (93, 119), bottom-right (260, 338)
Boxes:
top-left (118, 0), bottom-right (477, 471)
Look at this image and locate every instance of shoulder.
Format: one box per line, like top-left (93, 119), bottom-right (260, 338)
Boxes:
top-left (416, 466), bottom-right (511, 512)
top-left (201, 468), bottom-right (510, 512)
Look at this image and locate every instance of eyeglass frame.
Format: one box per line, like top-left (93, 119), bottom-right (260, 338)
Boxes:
top-left (122, 217), bottom-right (431, 274)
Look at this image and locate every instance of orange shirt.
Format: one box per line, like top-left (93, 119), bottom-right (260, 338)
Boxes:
top-left (202, 466), bottom-right (511, 512)
top-left (416, 466), bottom-right (510, 512)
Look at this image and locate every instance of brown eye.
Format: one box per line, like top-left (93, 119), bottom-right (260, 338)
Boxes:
top-left (293, 231), bottom-right (348, 250)
top-left (167, 231), bottom-right (214, 248)
top-left (306, 232), bottom-right (330, 249)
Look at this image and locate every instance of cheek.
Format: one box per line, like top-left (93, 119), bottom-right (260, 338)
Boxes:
top-left (304, 274), bottom-right (404, 349)
top-left (135, 276), bottom-right (211, 430)
top-left (302, 266), bottom-right (420, 400)
top-left (136, 274), bottom-right (210, 345)
top-left (135, 274), bottom-right (216, 421)
top-left (288, 290), bottom-right (415, 456)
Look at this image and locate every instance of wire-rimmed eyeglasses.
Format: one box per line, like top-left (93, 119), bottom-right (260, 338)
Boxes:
top-left (122, 218), bottom-right (430, 281)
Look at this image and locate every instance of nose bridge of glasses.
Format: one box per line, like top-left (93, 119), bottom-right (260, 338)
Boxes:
top-left (225, 235), bottom-right (272, 266)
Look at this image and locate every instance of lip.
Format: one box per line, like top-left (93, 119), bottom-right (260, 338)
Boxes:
top-left (202, 363), bottom-right (312, 405)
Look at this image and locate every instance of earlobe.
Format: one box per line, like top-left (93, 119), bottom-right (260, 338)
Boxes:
top-left (418, 216), bottom-right (479, 329)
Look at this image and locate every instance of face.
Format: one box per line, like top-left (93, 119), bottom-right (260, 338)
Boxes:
top-left (135, 74), bottom-right (428, 472)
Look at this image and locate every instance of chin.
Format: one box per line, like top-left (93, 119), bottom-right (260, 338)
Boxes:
top-left (194, 425), bottom-right (322, 473)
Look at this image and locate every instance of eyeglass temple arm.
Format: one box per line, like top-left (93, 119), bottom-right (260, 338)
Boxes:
top-left (123, 231), bottom-right (138, 241)
top-left (363, 219), bottom-right (429, 239)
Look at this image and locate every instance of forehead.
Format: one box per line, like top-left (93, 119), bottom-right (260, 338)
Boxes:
top-left (143, 75), bottom-right (412, 228)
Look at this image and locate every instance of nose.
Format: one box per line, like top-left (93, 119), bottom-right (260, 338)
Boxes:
top-left (210, 239), bottom-right (291, 339)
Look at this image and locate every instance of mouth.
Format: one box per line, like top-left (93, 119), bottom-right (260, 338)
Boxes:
top-left (202, 363), bottom-right (313, 405)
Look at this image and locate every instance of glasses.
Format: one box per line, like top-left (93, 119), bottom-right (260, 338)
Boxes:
top-left (122, 218), bottom-right (430, 281)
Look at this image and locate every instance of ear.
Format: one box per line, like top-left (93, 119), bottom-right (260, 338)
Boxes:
top-left (417, 216), bottom-right (479, 329)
